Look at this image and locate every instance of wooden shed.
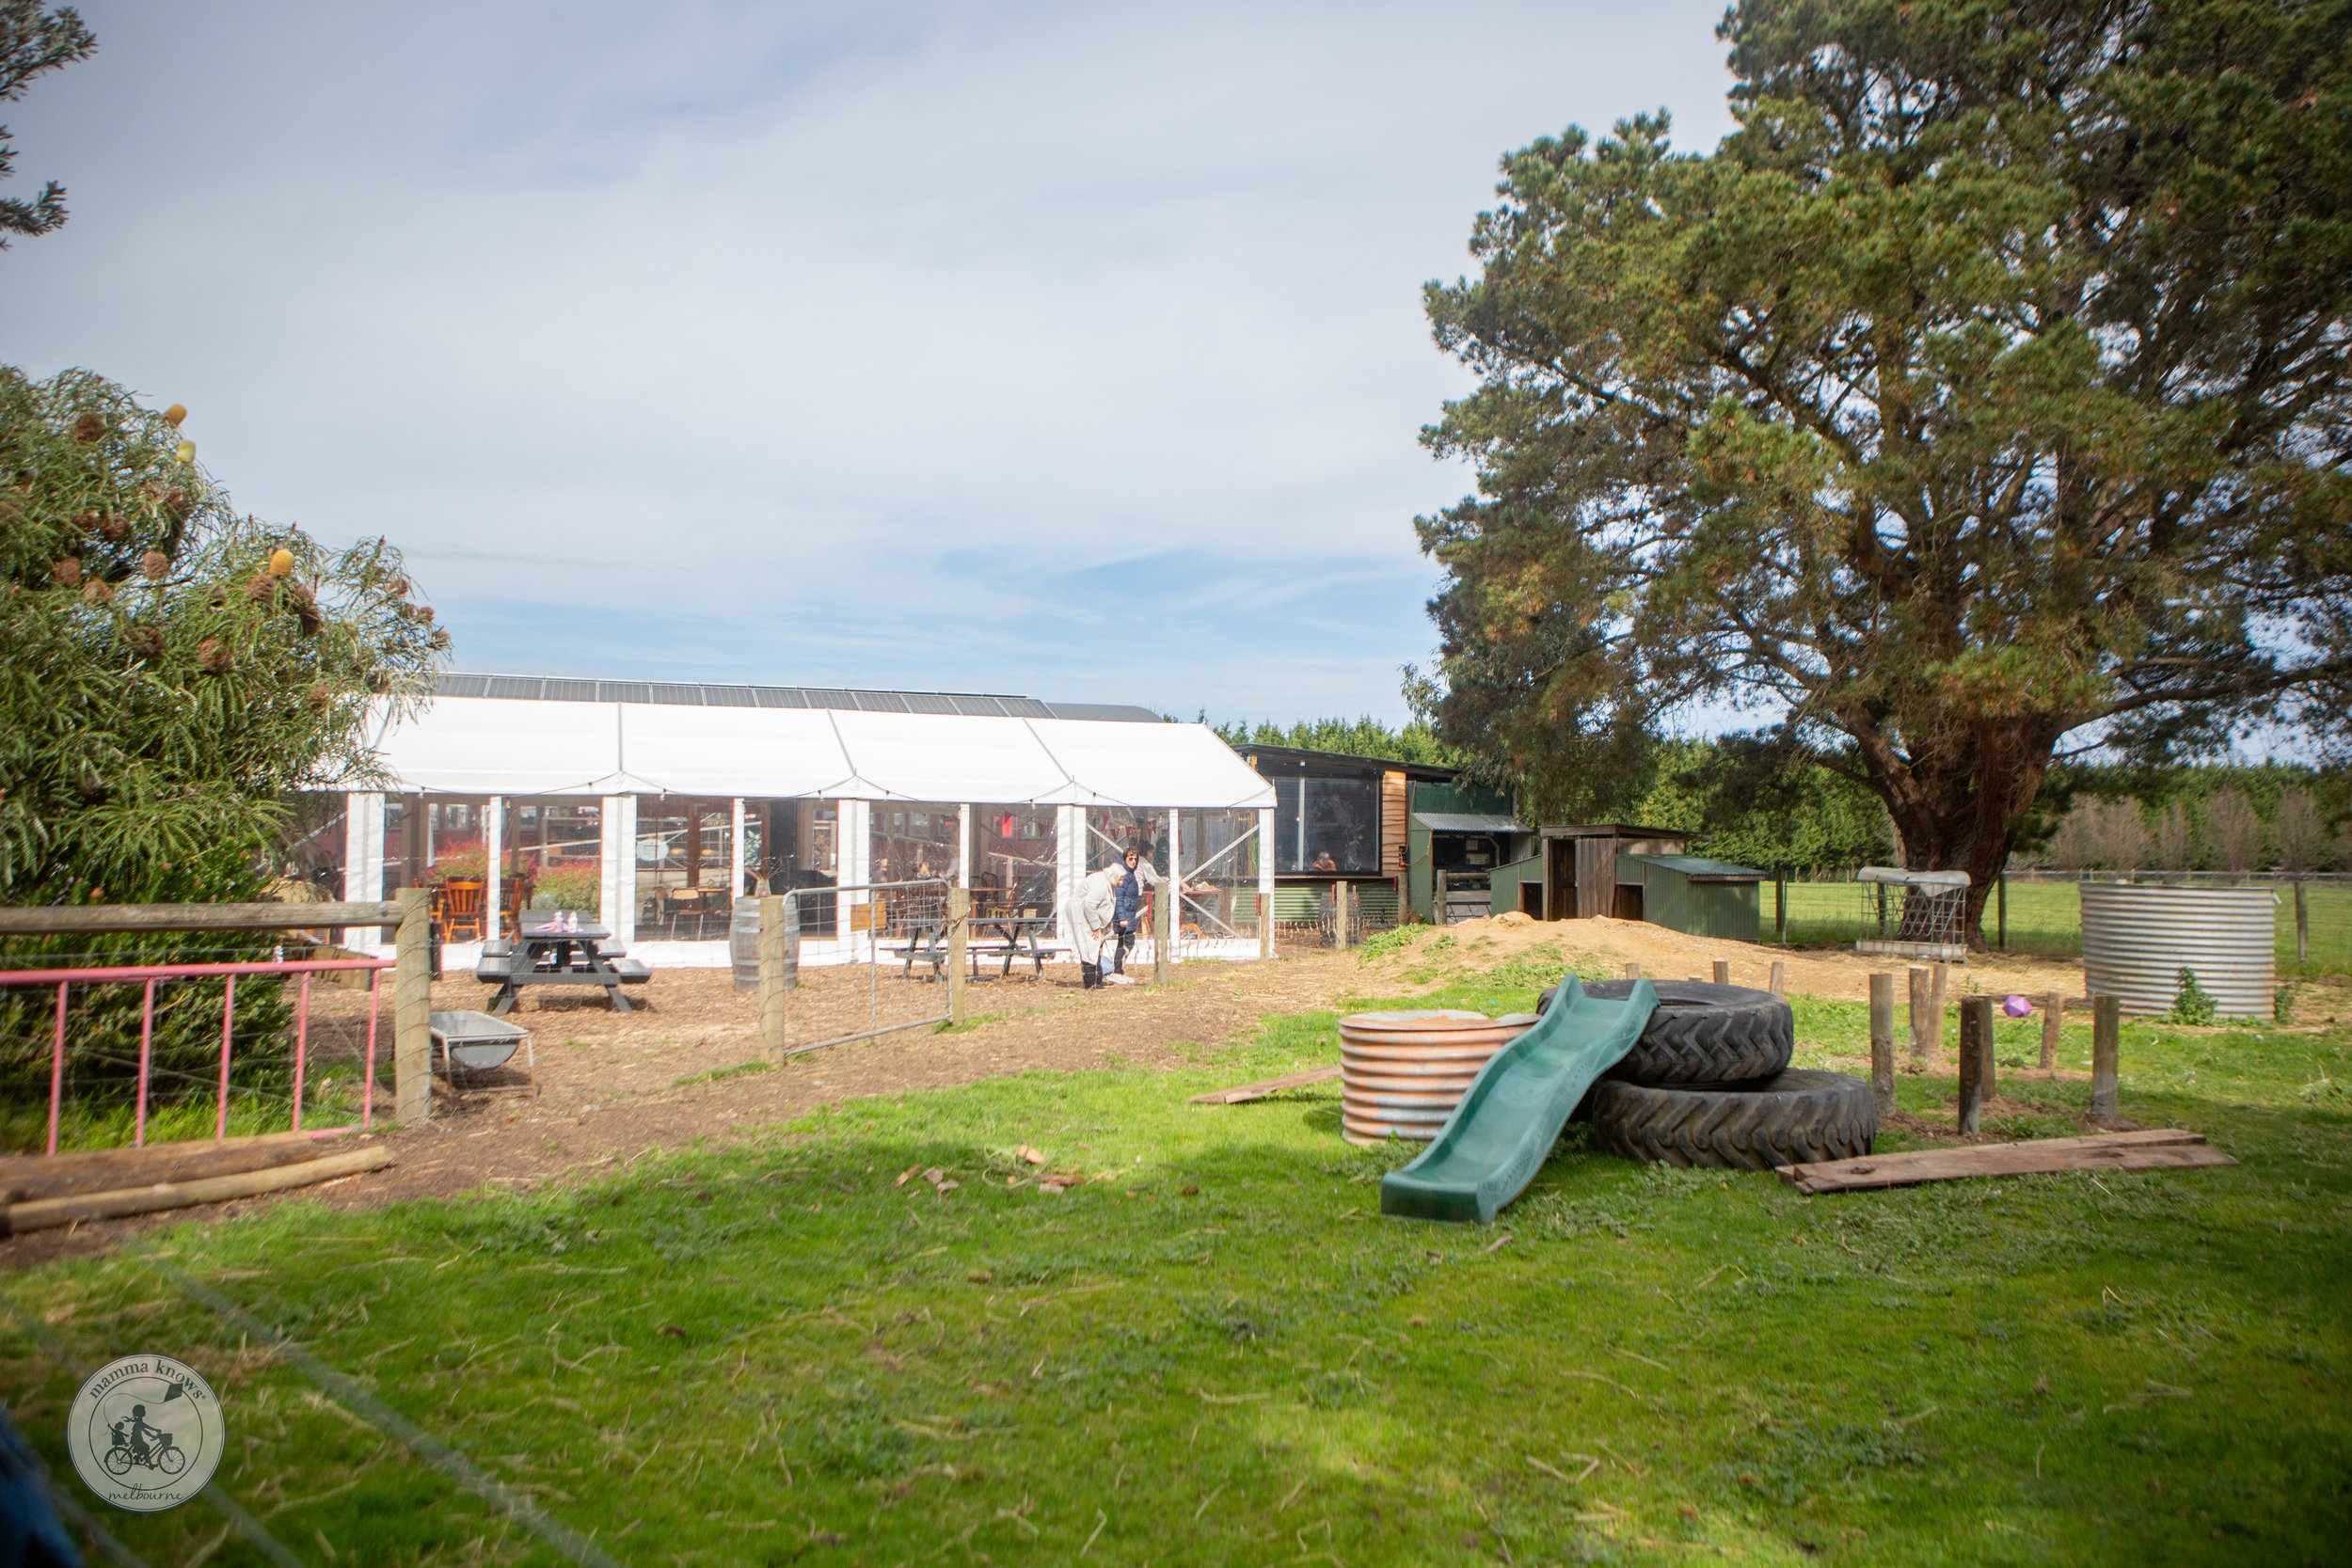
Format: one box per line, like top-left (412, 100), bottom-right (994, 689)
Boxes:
top-left (1616, 853), bottom-right (1763, 942)
top-left (1536, 824), bottom-right (1692, 920)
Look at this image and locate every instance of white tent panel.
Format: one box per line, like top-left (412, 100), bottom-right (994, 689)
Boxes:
top-left (829, 711), bottom-right (1068, 803)
top-left (617, 705), bottom-right (856, 799)
top-left (370, 697), bottom-right (624, 795)
top-left (1029, 719), bottom-right (1275, 810)
top-left (361, 697), bottom-right (1272, 809)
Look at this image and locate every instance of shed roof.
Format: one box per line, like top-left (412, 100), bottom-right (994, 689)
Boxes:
top-left (1242, 744), bottom-right (1460, 782)
top-left (357, 692), bottom-right (1273, 808)
top-left (1411, 812), bottom-right (1530, 834)
top-left (1620, 852), bottom-right (1765, 883)
top-left (1539, 823), bottom-right (1692, 840)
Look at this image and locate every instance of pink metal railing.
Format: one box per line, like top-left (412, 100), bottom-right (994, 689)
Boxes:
top-left (2, 955), bottom-right (391, 1156)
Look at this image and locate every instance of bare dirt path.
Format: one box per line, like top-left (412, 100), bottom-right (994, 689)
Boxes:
top-left (15, 918), bottom-right (2331, 1267)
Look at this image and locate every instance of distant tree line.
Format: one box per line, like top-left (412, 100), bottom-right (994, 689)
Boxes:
top-left (1214, 715), bottom-right (2346, 877)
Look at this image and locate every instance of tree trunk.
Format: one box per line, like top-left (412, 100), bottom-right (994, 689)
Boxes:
top-left (1855, 721), bottom-right (2061, 949)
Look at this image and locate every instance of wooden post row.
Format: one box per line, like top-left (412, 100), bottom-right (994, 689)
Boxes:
top-left (1957, 995), bottom-right (1994, 1135)
top-left (393, 887), bottom-right (432, 1126)
top-left (947, 886), bottom-right (969, 1025)
top-left (756, 895), bottom-right (788, 1062)
top-left (1924, 963), bottom-right (1949, 1059)
top-left (1907, 966), bottom-right (1930, 1064)
top-left (1154, 874), bottom-right (1174, 981)
top-left (2090, 995), bottom-right (2121, 1121)
top-left (1867, 972), bottom-right (1896, 1120)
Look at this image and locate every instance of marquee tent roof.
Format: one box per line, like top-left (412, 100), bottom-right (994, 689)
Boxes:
top-left (358, 695), bottom-right (1275, 810)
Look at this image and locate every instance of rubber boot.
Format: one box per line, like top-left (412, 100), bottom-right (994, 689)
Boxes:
top-left (1081, 962), bottom-right (1101, 990)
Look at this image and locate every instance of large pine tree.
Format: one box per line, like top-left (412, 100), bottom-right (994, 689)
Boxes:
top-left (1416, 0), bottom-right (2352, 942)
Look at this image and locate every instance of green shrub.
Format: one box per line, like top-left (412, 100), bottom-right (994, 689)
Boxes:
top-left (2170, 967), bottom-right (2217, 1026)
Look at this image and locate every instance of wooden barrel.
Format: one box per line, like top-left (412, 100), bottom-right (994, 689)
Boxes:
top-left (1338, 1009), bottom-right (1536, 1146)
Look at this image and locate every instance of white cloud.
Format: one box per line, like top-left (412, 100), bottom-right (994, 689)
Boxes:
top-left (2, 0), bottom-right (1736, 719)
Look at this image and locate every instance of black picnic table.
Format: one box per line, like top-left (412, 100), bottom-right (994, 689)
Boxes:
top-left (478, 918), bottom-right (650, 1014)
top-left (896, 915), bottom-right (1059, 981)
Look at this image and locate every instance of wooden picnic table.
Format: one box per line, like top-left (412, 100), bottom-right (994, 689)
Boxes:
top-left (894, 914), bottom-right (1059, 981)
top-left (477, 917), bottom-right (649, 1014)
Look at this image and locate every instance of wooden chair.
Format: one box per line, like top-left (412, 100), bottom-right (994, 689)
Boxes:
top-left (438, 879), bottom-right (486, 942)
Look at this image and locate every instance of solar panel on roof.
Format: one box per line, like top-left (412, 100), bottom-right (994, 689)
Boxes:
top-left (703, 685), bottom-right (755, 706)
top-left (432, 673), bottom-right (1156, 721)
top-left (596, 681), bottom-right (652, 705)
top-left (852, 691), bottom-right (912, 712)
top-left (798, 689), bottom-right (856, 707)
top-left (997, 697), bottom-right (1056, 719)
top-left (437, 673), bottom-right (491, 698)
top-left (541, 678), bottom-right (596, 702)
top-left (946, 695), bottom-right (1005, 717)
top-left (750, 688), bottom-right (807, 707)
top-left (486, 676), bottom-right (544, 701)
top-left (898, 692), bottom-right (960, 715)
top-left (647, 683), bottom-right (706, 705)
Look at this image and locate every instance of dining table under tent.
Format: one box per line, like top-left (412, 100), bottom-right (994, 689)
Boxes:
top-left (320, 673), bottom-right (1279, 970)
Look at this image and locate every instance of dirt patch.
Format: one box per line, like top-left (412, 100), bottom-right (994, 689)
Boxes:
top-left (10, 918), bottom-right (2329, 1267)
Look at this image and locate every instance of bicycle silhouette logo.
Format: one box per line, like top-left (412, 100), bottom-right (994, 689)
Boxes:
top-left (68, 1355), bottom-right (223, 1512)
top-left (101, 1403), bottom-right (187, 1480)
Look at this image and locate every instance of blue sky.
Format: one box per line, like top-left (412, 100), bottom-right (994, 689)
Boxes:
top-left (1, 2), bottom-right (1738, 724)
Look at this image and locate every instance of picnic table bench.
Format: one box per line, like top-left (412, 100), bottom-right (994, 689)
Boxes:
top-left (476, 918), bottom-right (650, 1014)
top-left (887, 915), bottom-right (1062, 980)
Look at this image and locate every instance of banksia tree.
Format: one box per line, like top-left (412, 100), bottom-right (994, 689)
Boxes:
top-left (0, 368), bottom-right (444, 1119)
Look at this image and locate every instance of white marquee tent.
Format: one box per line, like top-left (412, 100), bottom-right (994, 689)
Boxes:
top-left (326, 677), bottom-right (1276, 968)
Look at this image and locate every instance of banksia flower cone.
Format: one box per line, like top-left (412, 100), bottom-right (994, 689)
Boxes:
top-left (163, 403), bottom-right (187, 426)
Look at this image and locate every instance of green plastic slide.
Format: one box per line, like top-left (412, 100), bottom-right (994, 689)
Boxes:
top-left (1379, 976), bottom-right (1659, 1225)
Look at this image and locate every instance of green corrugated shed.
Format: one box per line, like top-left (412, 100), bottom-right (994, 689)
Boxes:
top-left (1489, 854), bottom-right (1541, 916)
top-left (1618, 853), bottom-right (1761, 941)
top-left (1406, 779), bottom-right (1520, 921)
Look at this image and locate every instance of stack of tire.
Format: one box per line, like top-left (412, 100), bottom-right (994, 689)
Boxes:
top-left (1536, 979), bottom-right (1876, 1170)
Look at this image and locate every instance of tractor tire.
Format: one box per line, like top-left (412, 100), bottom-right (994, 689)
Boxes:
top-left (1538, 980), bottom-right (1793, 1085)
top-left (1587, 1069), bottom-right (1876, 1171)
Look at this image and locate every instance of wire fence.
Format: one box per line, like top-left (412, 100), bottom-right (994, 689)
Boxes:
top-left (1772, 871), bottom-right (2352, 975)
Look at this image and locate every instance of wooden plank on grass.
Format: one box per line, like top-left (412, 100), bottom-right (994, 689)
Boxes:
top-left (1189, 1066), bottom-right (1342, 1105)
top-left (0, 1131), bottom-right (373, 1204)
top-left (1776, 1129), bottom-right (2233, 1195)
top-left (0, 1145), bottom-right (394, 1235)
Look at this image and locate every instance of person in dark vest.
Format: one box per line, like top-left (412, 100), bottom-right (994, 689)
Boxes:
top-left (1102, 846), bottom-right (1160, 985)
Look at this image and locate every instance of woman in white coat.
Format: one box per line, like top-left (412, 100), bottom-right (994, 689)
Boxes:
top-left (1061, 862), bottom-right (1126, 989)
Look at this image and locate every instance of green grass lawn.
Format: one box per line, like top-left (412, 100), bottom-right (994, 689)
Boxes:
top-left (1779, 878), bottom-right (2352, 975)
top-left (5, 963), bottom-right (2349, 1566)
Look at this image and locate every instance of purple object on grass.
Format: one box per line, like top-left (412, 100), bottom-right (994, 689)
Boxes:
top-left (2002, 994), bottom-right (2033, 1019)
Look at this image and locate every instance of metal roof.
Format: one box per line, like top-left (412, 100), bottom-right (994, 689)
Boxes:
top-left (432, 673), bottom-right (1161, 723)
top-left (1412, 812), bottom-right (1529, 835)
top-left (1619, 852), bottom-right (1765, 882)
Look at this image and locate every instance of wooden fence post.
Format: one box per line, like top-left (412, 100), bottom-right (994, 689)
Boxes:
top-left (1925, 963), bottom-right (1950, 1060)
top-left (757, 895), bottom-right (788, 1060)
top-left (1957, 995), bottom-right (1991, 1134)
top-left (1868, 973), bottom-right (1896, 1120)
top-left (1333, 880), bottom-right (1351, 954)
top-left (1768, 960), bottom-right (1786, 996)
top-left (2295, 879), bottom-right (2309, 970)
top-left (1711, 959), bottom-right (1731, 986)
top-left (1624, 961), bottom-right (1643, 980)
top-left (1907, 966), bottom-right (1930, 1065)
top-left (1774, 873), bottom-right (1787, 944)
top-left (393, 887), bottom-right (431, 1126)
top-left (2041, 993), bottom-right (2062, 1070)
top-left (947, 886), bottom-right (968, 1024)
top-left (2090, 995), bottom-right (2121, 1121)
top-left (1259, 890), bottom-right (1273, 960)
